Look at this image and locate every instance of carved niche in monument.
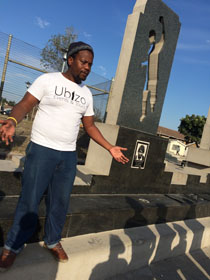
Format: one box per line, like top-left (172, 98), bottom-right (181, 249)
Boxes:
top-left (105, 0), bottom-right (181, 135)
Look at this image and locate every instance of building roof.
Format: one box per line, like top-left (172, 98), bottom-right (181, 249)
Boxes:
top-left (157, 126), bottom-right (185, 141)
top-left (4, 105), bottom-right (13, 110)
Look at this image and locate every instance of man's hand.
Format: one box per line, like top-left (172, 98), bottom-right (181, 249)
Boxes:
top-left (0, 119), bottom-right (16, 145)
top-left (109, 146), bottom-right (129, 164)
top-left (82, 116), bottom-right (129, 165)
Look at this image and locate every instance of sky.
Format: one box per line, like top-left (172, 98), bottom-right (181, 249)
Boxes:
top-left (0, 0), bottom-right (210, 130)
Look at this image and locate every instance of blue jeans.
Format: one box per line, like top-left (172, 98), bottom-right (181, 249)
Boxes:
top-left (5, 142), bottom-right (77, 254)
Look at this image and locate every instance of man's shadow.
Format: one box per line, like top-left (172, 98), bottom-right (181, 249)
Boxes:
top-left (0, 212), bottom-right (59, 279)
top-left (89, 234), bottom-right (128, 280)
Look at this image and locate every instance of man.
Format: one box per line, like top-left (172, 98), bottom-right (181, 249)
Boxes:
top-left (0, 41), bottom-right (129, 271)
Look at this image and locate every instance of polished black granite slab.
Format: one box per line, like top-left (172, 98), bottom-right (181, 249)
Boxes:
top-left (74, 127), bottom-right (210, 194)
top-left (1, 194), bottom-right (210, 247)
top-left (1, 127), bottom-right (210, 196)
top-left (0, 171), bottom-right (22, 195)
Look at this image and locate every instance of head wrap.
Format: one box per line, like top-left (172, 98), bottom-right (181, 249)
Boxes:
top-left (67, 41), bottom-right (94, 58)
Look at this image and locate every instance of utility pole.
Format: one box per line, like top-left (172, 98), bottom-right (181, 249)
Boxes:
top-left (25, 81), bottom-right (31, 120)
top-left (0, 34), bottom-right (13, 105)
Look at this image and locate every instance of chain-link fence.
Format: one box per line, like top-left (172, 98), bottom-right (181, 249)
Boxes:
top-left (0, 31), bottom-right (111, 121)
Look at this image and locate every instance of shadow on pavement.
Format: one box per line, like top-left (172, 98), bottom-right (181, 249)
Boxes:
top-left (89, 234), bottom-right (128, 280)
top-left (89, 197), bottom-right (210, 280)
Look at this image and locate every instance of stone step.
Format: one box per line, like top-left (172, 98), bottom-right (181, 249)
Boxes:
top-left (0, 154), bottom-right (85, 170)
top-left (0, 159), bottom-right (91, 190)
top-left (0, 160), bottom-right (22, 172)
top-left (0, 217), bottom-right (210, 279)
top-left (1, 169), bottom-right (210, 196)
top-left (0, 166), bottom-right (92, 197)
top-left (11, 154), bottom-right (25, 169)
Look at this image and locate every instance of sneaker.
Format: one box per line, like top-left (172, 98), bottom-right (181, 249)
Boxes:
top-left (0, 249), bottom-right (16, 272)
top-left (43, 242), bottom-right (68, 263)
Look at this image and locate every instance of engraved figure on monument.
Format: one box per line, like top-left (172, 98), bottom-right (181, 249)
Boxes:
top-left (131, 140), bottom-right (150, 169)
top-left (140, 16), bottom-right (165, 121)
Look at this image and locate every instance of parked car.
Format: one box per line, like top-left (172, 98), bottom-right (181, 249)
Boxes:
top-left (1, 109), bottom-right (11, 115)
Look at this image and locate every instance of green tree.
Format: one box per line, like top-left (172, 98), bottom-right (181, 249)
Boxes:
top-left (7, 100), bottom-right (16, 106)
top-left (40, 27), bottom-right (77, 71)
top-left (178, 114), bottom-right (206, 145)
top-left (1, 98), bottom-right (8, 105)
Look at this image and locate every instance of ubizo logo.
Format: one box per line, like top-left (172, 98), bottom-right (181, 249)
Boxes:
top-left (54, 86), bottom-right (86, 105)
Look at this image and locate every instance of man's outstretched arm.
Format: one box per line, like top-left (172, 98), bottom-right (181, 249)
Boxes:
top-left (82, 116), bottom-right (129, 164)
top-left (0, 92), bottom-right (39, 145)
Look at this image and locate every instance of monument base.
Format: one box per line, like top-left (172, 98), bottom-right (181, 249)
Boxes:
top-left (1, 125), bottom-right (210, 246)
top-left (1, 193), bottom-right (210, 247)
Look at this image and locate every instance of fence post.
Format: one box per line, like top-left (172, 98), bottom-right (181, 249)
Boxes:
top-left (0, 34), bottom-right (13, 104)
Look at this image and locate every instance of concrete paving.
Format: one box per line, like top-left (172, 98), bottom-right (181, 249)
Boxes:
top-left (0, 217), bottom-right (210, 280)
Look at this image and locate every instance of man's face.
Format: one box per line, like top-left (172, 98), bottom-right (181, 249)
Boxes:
top-left (68, 50), bottom-right (93, 84)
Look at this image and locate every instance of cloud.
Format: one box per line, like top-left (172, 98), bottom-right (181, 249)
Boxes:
top-left (83, 31), bottom-right (92, 39)
top-left (35, 17), bottom-right (50, 29)
top-left (177, 56), bottom-right (210, 66)
top-left (180, 27), bottom-right (210, 42)
top-left (98, 65), bottom-right (107, 77)
top-left (177, 43), bottom-right (210, 51)
top-left (206, 39), bottom-right (210, 44)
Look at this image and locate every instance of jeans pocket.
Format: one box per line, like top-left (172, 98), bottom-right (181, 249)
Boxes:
top-left (25, 142), bottom-right (33, 162)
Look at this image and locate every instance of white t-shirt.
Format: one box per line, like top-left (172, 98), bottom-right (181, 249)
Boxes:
top-left (28, 72), bottom-right (94, 151)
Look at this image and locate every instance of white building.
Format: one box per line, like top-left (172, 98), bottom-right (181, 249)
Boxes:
top-left (157, 126), bottom-right (186, 156)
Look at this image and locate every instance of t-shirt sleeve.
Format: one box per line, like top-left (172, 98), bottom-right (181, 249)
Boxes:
top-left (27, 73), bottom-right (49, 101)
top-left (84, 91), bottom-right (94, 116)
